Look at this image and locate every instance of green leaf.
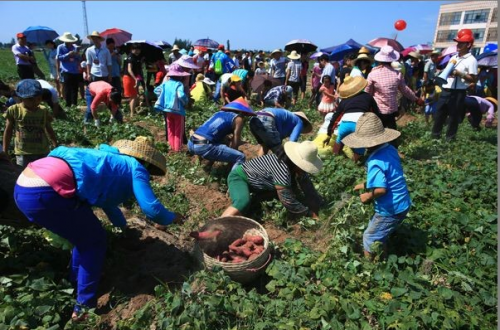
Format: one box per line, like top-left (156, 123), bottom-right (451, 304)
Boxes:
top-left (390, 287), bottom-right (407, 297)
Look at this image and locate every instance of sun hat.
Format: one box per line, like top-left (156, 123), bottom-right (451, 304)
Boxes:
top-left (171, 44), bottom-right (180, 51)
top-left (221, 97), bottom-right (255, 116)
top-left (203, 77), bottom-right (215, 85)
top-left (87, 31), bottom-right (104, 40)
top-left (271, 49), bottom-right (283, 56)
top-left (167, 63), bottom-right (191, 77)
top-left (293, 111), bottom-right (313, 133)
top-left (358, 46), bottom-right (371, 55)
top-left (342, 112), bottom-right (401, 148)
top-left (407, 51), bottom-right (421, 59)
top-left (113, 136), bottom-right (166, 176)
top-left (284, 141), bottom-right (323, 174)
top-left (230, 74), bottom-right (242, 82)
top-left (374, 46), bottom-right (400, 63)
top-left (16, 79), bottom-right (42, 99)
top-left (353, 53), bottom-right (373, 65)
top-left (258, 61), bottom-right (264, 66)
top-left (59, 32), bottom-right (78, 43)
top-left (391, 61), bottom-right (402, 71)
top-left (431, 49), bottom-right (441, 55)
top-left (339, 76), bottom-right (368, 99)
top-left (174, 55), bottom-right (200, 69)
top-left (16, 32), bottom-right (26, 39)
top-left (287, 50), bottom-right (300, 60)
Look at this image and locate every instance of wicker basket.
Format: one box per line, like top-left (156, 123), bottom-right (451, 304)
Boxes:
top-left (193, 216), bottom-right (272, 284)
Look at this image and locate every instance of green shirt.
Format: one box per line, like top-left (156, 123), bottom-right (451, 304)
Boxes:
top-left (4, 103), bottom-right (52, 155)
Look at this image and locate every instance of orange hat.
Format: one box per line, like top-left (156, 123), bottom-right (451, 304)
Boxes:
top-left (16, 32), bottom-right (26, 39)
top-left (454, 29), bottom-right (474, 43)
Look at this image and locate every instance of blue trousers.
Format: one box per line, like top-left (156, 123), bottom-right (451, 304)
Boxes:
top-left (14, 185), bottom-right (107, 311)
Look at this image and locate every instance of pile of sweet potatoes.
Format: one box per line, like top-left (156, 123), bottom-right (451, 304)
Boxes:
top-left (216, 234), bottom-right (265, 263)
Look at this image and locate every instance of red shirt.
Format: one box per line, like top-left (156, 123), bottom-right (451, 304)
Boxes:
top-left (89, 81), bottom-right (118, 112)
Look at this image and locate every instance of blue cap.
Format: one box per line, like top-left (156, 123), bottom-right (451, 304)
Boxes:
top-left (15, 79), bottom-right (42, 99)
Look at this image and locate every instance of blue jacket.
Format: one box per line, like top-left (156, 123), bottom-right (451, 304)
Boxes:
top-left (154, 79), bottom-right (189, 116)
top-left (211, 51), bottom-right (235, 74)
top-left (49, 145), bottom-right (175, 227)
top-left (261, 108), bottom-right (304, 141)
top-left (195, 111), bottom-right (238, 143)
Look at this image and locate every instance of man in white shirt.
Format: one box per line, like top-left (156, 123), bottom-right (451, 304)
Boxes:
top-left (85, 31), bottom-right (112, 83)
top-left (432, 29), bottom-right (478, 141)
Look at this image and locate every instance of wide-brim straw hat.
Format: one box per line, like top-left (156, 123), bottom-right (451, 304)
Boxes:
top-left (271, 48), bottom-right (283, 56)
top-left (87, 31), bottom-right (104, 40)
top-left (358, 46), bottom-right (371, 55)
top-left (175, 55), bottom-right (200, 69)
top-left (354, 53), bottom-right (373, 65)
top-left (339, 76), bottom-right (368, 99)
top-left (407, 51), bottom-right (421, 59)
top-left (293, 111), bottom-right (313, 133)
top-left (167, 63), bottom-right (191, 77)
top-left (221, 97), bottom-right (255, 116)
top-left (171, 44), bottom-right (180, 51)
top-left (374, 45), bottom-right (400, 63)
top-left (284, 141), bottom-right (323, 174)
top-left (287, 50), bottom-right (300, 60)
top-left (112, 136), bottom-right (166, 176)
top-left (342, 112), bottom-right (401, 148)
top-left (59, 32), bottom-right (78, 43)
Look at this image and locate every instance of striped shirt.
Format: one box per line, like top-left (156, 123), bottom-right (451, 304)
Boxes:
top-left (241, 154), bottom-right (291, 191)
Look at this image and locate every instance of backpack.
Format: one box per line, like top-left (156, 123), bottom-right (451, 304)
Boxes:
top-left (214, 56), bottom-right (223, 75)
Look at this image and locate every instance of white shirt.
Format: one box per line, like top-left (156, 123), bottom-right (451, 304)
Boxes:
top-left (85, 45), bottom-right (112, 77)
top-left (37, 79), bottom-right (58, 103)
top-left (442, 53), bottom-right (478, 90)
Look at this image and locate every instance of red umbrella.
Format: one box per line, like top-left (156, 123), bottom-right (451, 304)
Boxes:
top-left (401, 47), bottom-right (418, 57)
top-left (368, 37), bottom-right (404, 52)
top-left (100, 28), bottom-right (132, 47)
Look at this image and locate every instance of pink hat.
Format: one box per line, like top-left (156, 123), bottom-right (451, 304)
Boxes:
top-left (167, 63), bottom-right (191, 77)
top-left (374, 46), bottom-right (400, 63)
top-left (174, 55), bottom-right (200, 69)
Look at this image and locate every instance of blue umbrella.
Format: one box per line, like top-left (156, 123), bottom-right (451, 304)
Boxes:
top-left (476, 50), bottom-right (497, 67)
top-left (23, 26), bottom-right (58, 45)
top-left (483, 43), bottom-right (498, 53)
top-left (321, 39), bottom-right (377, 61)
top-left (193, 38), bottom-right (219, 49)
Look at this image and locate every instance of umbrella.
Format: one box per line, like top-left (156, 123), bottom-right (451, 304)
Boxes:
top-left (154, 40), bottom-right (172, 49)
top-left (409, 43), bottom-right (433, 54)
top-left (438, 53), bottom-right (456, 67)
top-left (250, 75), bottom-right (282, 94)
top-left (100, 28), bottom-right (132, 47)
top-left (368, 37), bottom-right (404, 52)
top-left (310, 52), bottom-right (323, 59)
top-left (477, 50), bottom-right (497, 67)
top-left (483, 43), bottom-right (498, 53)
top-left (441, 45), bottom-right (457, 57)
top-left (193, 38), bottom-right (219, 49)
top-left (23, 26), bottom-right (58, 45)
top-left (284, 39), bottom-right (317, 53)
top-left (321, 38), bottom-right (376, 54)
top-left (124, 40), bottom-right (164, 62)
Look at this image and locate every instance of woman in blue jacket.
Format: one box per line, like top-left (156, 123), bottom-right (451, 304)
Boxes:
top-left (13, 137), bottom-right (184, 321)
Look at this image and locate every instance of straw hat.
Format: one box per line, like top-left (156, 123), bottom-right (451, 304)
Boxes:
top-left (112, 136), bottom-right (166, 176)
top-left (431, 49), bottom-right (441, 55)
top-left (59, 32), bottom-right (78, 43)
top-left (221, 97), bottom-right (255, 116)
top-left (284, 141), bottom-right (323, 174)
top-left (358, 46), bottom-right (371, 55)
top-left (175, 55), bottom-right (200, 69)
top-left (171, 44), bottom-right (180, 51)
top-left (342, 113), bottom-right (401, 148)
top-left (407, 51), bottom-right (421, 59)
top-left (87, 31), bottom-right (104, 41)
top-left (374, 46), bottom-right (400, 63)
top-left (271, 49), bottom-right (283, 56)
top-left (167, 63), bottom-right (191, 77)
top-left (339, 76), bottom-right (368, 99)
top-left (353, 53), bottom-right (373, 65)
top-left (293, 112), bottom-right (313, 133)
top-left (287, 50), bottom-right (300, 60)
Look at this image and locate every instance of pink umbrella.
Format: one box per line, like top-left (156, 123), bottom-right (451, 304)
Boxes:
top-left (441, 45), bottom-right (457, 57)
top-left (100, 28), bottom-right (132, 47)
top-left (409, 43), bottom-right (433, 54)
top-left (401, 47), bottom-right (418, 57)
top-left (368, 37), bottom-right (404, 52)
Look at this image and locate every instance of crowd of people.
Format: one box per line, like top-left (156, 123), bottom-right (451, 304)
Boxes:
top-left (1, 28), bottom-right (497, 322)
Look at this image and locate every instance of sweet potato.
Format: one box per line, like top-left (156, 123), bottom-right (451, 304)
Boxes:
top-left (253, 246), bottom-right (265, 255)
top-left (230, 238), bottom-right (246, 247)
top-left (232, 256), bottom-right (247, 263)
top-left (221, 257), bottom-right (228, 262)
top-left (244, 235), bottom-right (264, 245)
top-left (189, 230), bottom-right (221, 240)
top-left (248, 253), bottom-right (260, 261)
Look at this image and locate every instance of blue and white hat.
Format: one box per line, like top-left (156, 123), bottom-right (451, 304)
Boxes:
top-left (16, 79), bottom-right (42, 99)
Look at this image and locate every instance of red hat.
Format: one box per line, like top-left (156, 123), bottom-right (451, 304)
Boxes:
top-left (16, 32), bottom-right (26, 39)
top-left (454, 29), bottom-right (474, 43)
top-left (217, 44), bottom-right (224, 50)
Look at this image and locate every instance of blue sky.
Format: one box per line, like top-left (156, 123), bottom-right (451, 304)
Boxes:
top-left (0, 1), bottom-right (456, 50)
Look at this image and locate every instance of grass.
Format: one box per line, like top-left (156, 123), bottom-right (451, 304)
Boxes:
top-left (0, 48), bottom-right (51, 83)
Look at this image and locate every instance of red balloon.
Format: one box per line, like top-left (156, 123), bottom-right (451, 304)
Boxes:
top-left (394, 20), bottom-right (407, 31)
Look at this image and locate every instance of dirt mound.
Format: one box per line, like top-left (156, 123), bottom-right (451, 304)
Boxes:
top-left (396, 113), bottom-right (418, 127)
top-left (239, 142), bottom-right (261, 161)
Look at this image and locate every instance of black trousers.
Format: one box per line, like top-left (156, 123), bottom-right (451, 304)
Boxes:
top-left (63, 72), bottom-right (81, 106)
top-left (464, 96), bottom-right (483, 129)
top-left (379, 112), bottom-right (399, 148)
top-left (431, 89), bottom-right (466, 140)
top-left (17, 65), bottom-right (35, 79)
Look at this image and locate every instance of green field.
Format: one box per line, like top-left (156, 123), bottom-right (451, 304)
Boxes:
top-left (0, 46), bottom-right (497, 329)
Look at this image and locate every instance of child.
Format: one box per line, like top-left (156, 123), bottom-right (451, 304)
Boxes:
top-left (342, 113), bottom-right (411, 260)
top-left (154, 63), bottom-right (190, 152)
top-left (309, 61), bottom-right (322, 108)
top-left (421, 80), bottom-right (441, 124)
top-left (223, 74), bottom-right (247, 104)
top-left (3, 79), bottom-right (58, 167)
top-left (255, 61), bottom-right (267, 76)
top-left (318, 75), bottom-right (336, 117)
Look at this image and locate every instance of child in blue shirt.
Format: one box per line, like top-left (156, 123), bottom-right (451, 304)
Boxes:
top-left (342, 112), bottom-right (411, 259)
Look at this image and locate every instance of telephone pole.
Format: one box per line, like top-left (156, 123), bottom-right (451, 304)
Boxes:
top-left (82, 1), bottom-right (89, 37)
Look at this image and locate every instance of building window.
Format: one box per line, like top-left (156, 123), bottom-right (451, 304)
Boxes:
top-left (436, 30), bottom-right (458, 42)
top-left (439, 12), bottom-right (462, 25)
top-left (486, 28), bottom-right (498, 42)
top-left (491, 9), bottom-right (497, 23)
top-left (463, 9), bottom-right (490, 24)
top-left (471, 29), bottom-right (486, 42)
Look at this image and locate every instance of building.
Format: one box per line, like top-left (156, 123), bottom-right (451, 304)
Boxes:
top-left (433, 1), bottom-right (498, 55)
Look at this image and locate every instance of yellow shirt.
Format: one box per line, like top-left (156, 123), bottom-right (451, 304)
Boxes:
top-left (3, 103), bottom-right (52, 155)
top-left (191, 82), bottom-right (211, 103)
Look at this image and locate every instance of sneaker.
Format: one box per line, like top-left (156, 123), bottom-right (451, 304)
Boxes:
top-left (94, 119), bottom-right (101, 127)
